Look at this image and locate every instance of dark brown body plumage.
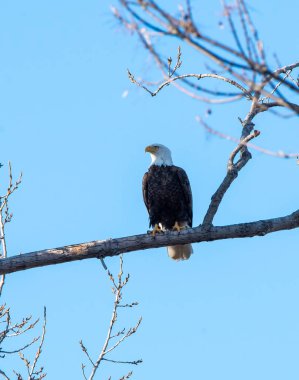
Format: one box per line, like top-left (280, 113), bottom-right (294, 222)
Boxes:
top-left (142, 165), bottom-right (193, 229)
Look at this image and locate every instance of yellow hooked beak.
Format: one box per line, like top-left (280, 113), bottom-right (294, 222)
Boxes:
top-left (145, 145), bottom-right (158, 154)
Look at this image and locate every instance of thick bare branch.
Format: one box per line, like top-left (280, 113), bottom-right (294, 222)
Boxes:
top-left (1, 210), bottom-right (299, 275)
top-left (202, 130), bottom-right (259, 227)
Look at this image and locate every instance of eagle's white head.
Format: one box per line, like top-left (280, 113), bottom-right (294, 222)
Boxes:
top-left (145, 144), bottom-right (173, 166)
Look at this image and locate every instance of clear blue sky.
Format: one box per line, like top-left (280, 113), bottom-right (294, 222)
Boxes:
top-left (1, 1), bottom-right (299, 379)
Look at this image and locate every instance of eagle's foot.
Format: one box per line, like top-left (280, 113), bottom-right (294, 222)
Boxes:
top-left (151, 224), bottom-right (163, 236)
top-left (172, 221), bottom-right (187, 232)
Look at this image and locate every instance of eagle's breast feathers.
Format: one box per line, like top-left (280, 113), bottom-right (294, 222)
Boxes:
top-left (142, 165), bottom-right (192, 230)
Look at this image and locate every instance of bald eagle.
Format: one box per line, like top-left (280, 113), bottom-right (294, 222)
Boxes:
top-left (143, 144), bottom-right (193, 260)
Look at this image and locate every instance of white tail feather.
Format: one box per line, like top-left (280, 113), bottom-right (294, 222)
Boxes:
top-left (167, 244), bottom-right (193, 261)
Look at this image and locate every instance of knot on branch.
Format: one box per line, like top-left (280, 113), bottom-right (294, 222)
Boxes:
top-left (227, 165), bottom-right (238, 177)
top-left (240, 149), bottom-right (252, 161)
top-left (201, 223), bottom-right (213, 232)
top-left (256, 221), bottom-right (273, 236)
top-left (242, 122), bottom-right (255, 135)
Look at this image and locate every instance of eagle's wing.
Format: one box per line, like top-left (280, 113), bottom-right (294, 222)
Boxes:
top-left (173, 166), bottom-right (193, 227)
top-left (142, 172), bottom-right (150, 213)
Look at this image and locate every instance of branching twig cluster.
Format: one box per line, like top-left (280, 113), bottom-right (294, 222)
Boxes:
top-left (0, 162), bottom-right (22, 295)
top-left (0, 304), bottom-right (46, 379)
top-left (80, 256), bottom-right (142, 380)
top-left (112, 0), bottom-right (299, 112)
top-left (14, 307), bottom-right (47, 380)
top-left (114, 0), bottom-right (299, 169)
top-left (0, 164), bottom-right (46, 379)
top-left (0, 305), bottom-right (39, 359)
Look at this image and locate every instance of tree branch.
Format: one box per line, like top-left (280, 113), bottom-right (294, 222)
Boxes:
top-left (196, 116), bottom-right (299, 159)
top-left (127, 70), bottom-right (252, 99)
top-left (0, 369), bottom-right (9, 380)
top-left (1, 209), bottom-right (299, 275)
top-left (202, 130), bottom-right (259, 227)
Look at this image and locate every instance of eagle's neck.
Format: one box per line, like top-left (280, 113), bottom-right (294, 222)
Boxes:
top-left (149, 153), bottom-right (173, 167)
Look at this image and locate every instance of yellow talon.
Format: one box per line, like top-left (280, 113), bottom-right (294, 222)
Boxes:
top-left (151, 224), bottom-right (162, 236)
top-left (172, 221), bottom-right (185, 232)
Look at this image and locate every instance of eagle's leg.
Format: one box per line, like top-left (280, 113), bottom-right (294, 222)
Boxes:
top-left (172, 221), bottom-right (188, 232)
top-left (151, 224), bottom-right (163, 236)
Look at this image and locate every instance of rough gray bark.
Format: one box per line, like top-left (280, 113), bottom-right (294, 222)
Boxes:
top-left (1, 209), bottom-right (299, 275)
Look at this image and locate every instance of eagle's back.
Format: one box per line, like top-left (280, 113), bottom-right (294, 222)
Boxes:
top-left (142, 165), bottom-right (192, 229)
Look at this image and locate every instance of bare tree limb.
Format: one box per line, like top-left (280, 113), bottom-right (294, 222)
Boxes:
top-left (128, 69), bottom-right (253, 98)
top-left (1, 209), bottom-right (299, 275)
top-left (202, 130), bottom-right (259, 227)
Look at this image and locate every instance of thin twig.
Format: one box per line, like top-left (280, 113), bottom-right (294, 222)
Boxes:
top-left (222, 0), bottom-right (246, 58)
top-left (168, 46), bottom-right (182, 77)
top-left (1, 336), bottom-right (39, 355)
top-left (81, 364), bottom-right (88, 380)
top-left (27, 307), bottom-right (47, 380)
top-left (102, 357), bottom-right (142, 365)
top-left (103, 317), bottom-right (142, 356)
top-left (0, 369), bottom-right (10, 380)
top-left (119, 371), bottom-right (133, 380)
top-left (127, 70), bottom-right (252, 98)
top-left (239, 0), bottom-right (265, 63)
top-left (196, 116), bottom-right (298, 158)
top-left (80, 340), bottom-right (95, 367)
